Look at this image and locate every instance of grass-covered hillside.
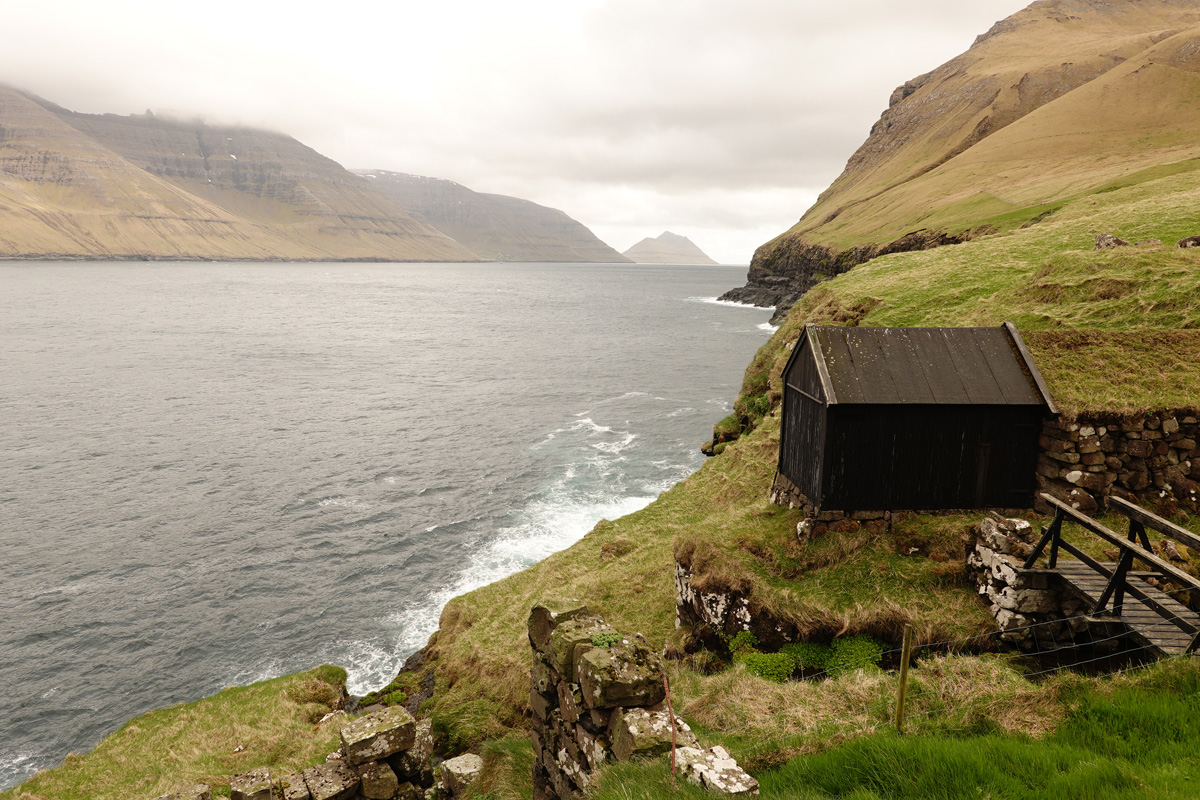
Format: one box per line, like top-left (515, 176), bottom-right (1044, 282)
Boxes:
top-left (1, 667), bottom-right (347, 800)
top-left (413, 152), bottom-right (1200, 759)
top-left (771, 0), bottom-right (1200, 255)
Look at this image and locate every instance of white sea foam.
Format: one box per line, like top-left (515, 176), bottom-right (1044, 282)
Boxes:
top-left (318, 496), bottom-right (370, 510)
top-left (758, 322), bottom-right (780, 333)
top-left (340, 411), bottom-right (678, 695)
top-left (1, 754), bottom-right (48, 789)
top-left (687, 296), bottom-right (770, 310)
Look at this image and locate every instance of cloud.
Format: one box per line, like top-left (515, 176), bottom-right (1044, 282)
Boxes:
top-left (0, 0), bottom-right (1030, 263)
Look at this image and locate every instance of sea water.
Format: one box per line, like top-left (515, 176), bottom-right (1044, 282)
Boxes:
top-left (0, 261), bottom-right (769, 789)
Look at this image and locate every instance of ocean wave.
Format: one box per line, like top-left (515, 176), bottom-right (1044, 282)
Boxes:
top-left (686, 296), bottom-right (770, 310)
top-left (1, 753), bottom-right (48, 790)
top-left (758, 322), bottom-right (780, 333)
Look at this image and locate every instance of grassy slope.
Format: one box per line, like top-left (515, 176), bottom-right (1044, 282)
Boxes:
top-left (592, 658), bottom-right (1200, 800)
top-left (2, 667), bottom-right (346, 800)
top-left (418, 161), bottom-right (1200, 760)
top-left (779, 1), bottom-right (1200, 252)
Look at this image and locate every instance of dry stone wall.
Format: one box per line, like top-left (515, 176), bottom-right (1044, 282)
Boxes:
top-left (1036, 414), bottom-right (1199, 514)
top-left (965, 514), bottom-right (1089, 650)
top-left (528, 599), bottom-right (758, 799)
top-left (153, 706), bottom-right (477, 800)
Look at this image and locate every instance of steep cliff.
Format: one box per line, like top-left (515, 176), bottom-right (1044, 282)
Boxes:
top-left (0, 87), bottom-right (477, 261)
top-left (622, 231), bottom-right (718, 264)
top-left (729, 0), bottom-right (1200, 314)
top-left (355, 170), bottom-right (629, 263)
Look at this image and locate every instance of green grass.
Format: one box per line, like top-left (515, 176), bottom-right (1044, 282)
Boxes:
top-left (726, 167), bottom-right (1200, 444)
top-left (2, 667), bottom-right (347, 800)
top-left (590, 658), bottom-right (1200, 800)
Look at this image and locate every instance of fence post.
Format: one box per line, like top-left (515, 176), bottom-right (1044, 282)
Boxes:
top-left (663, 674), bottom-right (677, 778)
top-left (895, 624), bottom-right (914, 734)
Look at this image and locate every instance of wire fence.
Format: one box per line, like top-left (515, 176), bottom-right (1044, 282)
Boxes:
top-left (671, 606), bottom-right (1200, 763)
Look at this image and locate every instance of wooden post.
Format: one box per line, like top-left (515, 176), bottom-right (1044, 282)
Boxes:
top-left (895, 624), bottom-right (914, 734)
top-left (663, 674), bottom-right (677, 777)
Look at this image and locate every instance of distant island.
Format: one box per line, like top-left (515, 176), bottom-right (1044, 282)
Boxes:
top-left (621, 231), bottom-right (717, 264)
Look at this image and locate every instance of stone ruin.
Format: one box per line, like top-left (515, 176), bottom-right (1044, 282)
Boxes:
top-left (966, 513), bottom-right (1088, 650)
top-left (153, 705), bottom-right (483, 800)
top-left (528, 599), bottom-right (758, 799)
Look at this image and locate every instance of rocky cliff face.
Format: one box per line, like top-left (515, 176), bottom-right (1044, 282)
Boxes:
top-left (621, 231), bottom-right (717, 265)
top-left (730, 0), bottom-right (1200, 316)
top-left (0, 86), bottom-right (476, 261)
top-left (356, 170), bottom-right (629, 263)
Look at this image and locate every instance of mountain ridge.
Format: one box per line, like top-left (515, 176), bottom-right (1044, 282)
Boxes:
top-left (0, 87), bottom-right (626, 263)
top-left (724, 0), bottom-right (1200, 316)
top-left (354, 170), bottom-right (629, 263)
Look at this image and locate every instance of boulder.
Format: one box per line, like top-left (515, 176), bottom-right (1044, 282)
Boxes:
top-left (389, 718), bottom-right (434, 787)
top-left (547, 616), bottom-right (617, 681)
top-left (441, 753), bottom-right (484, 797)
top-left (340, 706), bottom-right (417, 765)
top-left (676, 746), bottom-right (759, 797)
top-left (396, 782), bottom-right (422, 800)
top-left (1095, 233), bottom-right (1130, 249)
top-left (230, 768), bottom-right (272, 800)
top-left (358, 761), bottom-right (400, 800)
top-left (154, 785), bottom-right (212, 800)
top-left (276, 774), bottom-right (312, 800)
top-left (528, 599), bottom-right (591, 651)
top-left (577, 634), bottom-right (666, 709)
top-left (609, 708), bottom-right (699, 761)
top-left (302, 761), bottom-right (360, 800)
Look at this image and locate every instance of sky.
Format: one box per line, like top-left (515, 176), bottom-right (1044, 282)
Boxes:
top-left (1, 0), bottom-right (1032, 264)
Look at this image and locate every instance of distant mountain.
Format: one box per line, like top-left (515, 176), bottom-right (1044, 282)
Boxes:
top-left (0, 86), bottom-right (476, 261)
top-left (622, 231), bottom-right (717, 264)
top-left (729, 0), bottom-right (1200, 313)
top-left (356, 170), bottom-right (630, 263)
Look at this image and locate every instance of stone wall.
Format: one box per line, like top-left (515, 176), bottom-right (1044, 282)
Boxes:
top-left (964, 514), bottom-right (1089, 650)
top-left (1036, 414), bottom-right (1199, 514)
top-left (152, 706), bottom-right (482, 800)
top-left (528, 599), bottom-right (758, 799)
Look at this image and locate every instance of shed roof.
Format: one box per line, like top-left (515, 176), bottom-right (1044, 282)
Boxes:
top-left (804, 323), bottom-right (1055, 408)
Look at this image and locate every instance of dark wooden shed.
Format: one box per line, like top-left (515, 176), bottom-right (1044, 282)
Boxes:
top-left (777, 322), bottom-right (1057, 511)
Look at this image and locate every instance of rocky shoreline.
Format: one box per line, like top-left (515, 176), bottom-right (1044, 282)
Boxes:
top-left (718, 228), bottom-right (973, 322)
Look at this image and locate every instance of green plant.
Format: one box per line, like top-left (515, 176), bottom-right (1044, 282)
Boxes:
top-left (737, 652), bottom-right (796, 683)
top-left (827, 635), bottom-right (887, 677)
top-left (780, 641), bottom-right (832, 672)
top-left (592, 632), bottom-right (622, 648)
top-left (726, 631), bottom-right (760, 655)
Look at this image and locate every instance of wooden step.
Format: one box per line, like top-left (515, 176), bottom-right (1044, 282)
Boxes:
top-left (1053, 559), bottom-right (1200, 658)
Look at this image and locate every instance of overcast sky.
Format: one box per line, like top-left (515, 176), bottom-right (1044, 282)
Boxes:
top-left (2, 0), bottom-right (1031, 264)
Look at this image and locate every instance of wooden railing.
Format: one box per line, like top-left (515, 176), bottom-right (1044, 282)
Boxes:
top-left (1023, 492), bottom-right (1200, 654)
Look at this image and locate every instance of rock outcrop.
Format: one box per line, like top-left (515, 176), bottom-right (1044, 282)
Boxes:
top-left (527, 600), bottom-right (757, 799)
top-left (622, 232), bottom-right (718, 265)
top-left (355, 170), bottom-right (629, 263)
top-left (157, 707), bottom-right (445, 800)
